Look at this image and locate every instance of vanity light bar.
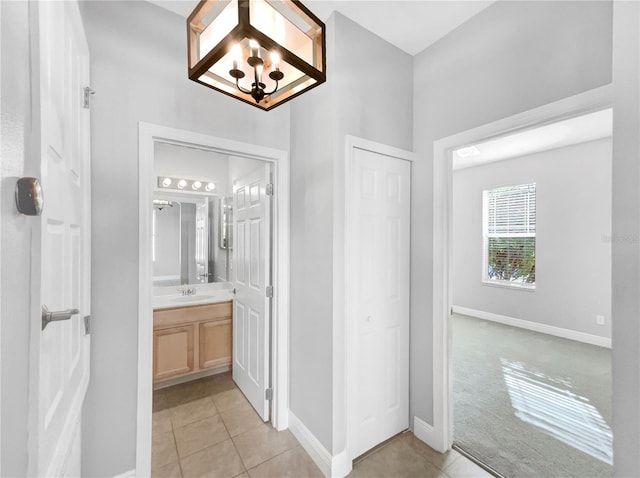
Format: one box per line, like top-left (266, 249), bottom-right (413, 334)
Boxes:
top-left (157, 177), bottom-right (216, 192)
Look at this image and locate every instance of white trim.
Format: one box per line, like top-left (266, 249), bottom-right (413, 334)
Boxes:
top-left (288, 411), bottom-right (332, 477)
top-left (452, 306), bottom-right (612, 348)
top-left (342, 135), bottom-right (415, 465)
top-left (481, 280), bottom-right (536, 291)
top-left (413, 416), bottom-right (443, 453)
top-left (432, 84), bottom-right (613, 454)
top-left (288, 411), bottom-right (350, 478)
top-left (137, 123), bottom-right (290, 476)
top-left (112, 469), bottom-right (136, 478)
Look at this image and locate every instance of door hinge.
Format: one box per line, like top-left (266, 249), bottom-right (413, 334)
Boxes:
top-left (83, 87), bottom-right (95, 109)
top-left (266, 183), bottom-right (274, 196)
top-left (84, 315), bottom-right (91, 335)
top-left (266, 285), bottom-right (273, 298)
top-left (265, 388), bottom-right (273, 400)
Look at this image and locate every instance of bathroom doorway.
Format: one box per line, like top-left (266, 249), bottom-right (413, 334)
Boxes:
top-left (136, 123), bottom-right (290, 477)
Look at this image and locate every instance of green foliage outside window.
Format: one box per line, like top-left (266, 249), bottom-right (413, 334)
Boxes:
top-left (487, 237), bottom-right (535, 283)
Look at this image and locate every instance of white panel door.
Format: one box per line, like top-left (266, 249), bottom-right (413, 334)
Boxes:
top-left (350, 148), bottom-right (410, 459)
top-left (232, 163), bottom-right (271, 421)
top-left (28, 2), bottom-right (91, 476)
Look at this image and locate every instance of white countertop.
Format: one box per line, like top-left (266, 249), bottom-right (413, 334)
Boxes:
top-left (153, 283), bottom-right (234, 310)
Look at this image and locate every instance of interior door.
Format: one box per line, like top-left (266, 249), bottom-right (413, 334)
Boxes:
top-left (232, 163), bottom-right (272, 421)
top-left (28, 2), bottom-right (91, 476)
top-left (350, 148), bottom-right (411, 458)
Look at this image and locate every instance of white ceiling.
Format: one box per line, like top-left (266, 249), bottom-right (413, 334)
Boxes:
top-left (147, 0), bottom-right (496, 55)
top-left (452, 109), bottom-right (614, 170)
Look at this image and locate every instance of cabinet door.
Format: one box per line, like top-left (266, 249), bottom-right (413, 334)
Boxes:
top-left (154, 325), bottom-right (195, 382)
top-left (199, 318), bottom-right (232, 370)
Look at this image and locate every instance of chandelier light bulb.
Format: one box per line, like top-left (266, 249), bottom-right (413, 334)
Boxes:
top-left (231, 44), bottom-right (242, 70)
top-left (205, 182), bottom-right (216, 192)
top-left (270, 52), bottom-right (280, 72)
top-left (249, 39), bottom-right (260, 58)
top-left (192, 181), bottom-right (202, 190)
top-left (162, 178), bottom-right (172, 187)
top-left (177, 179), bottom-right (187, 189)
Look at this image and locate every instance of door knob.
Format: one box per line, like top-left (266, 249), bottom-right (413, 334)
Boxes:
top-left (42, 305), bottom-right (79, 330)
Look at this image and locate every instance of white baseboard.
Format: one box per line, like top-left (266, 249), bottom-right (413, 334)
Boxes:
top-left (112, 469), bottom-right (135, 478)
top-left (452, 306), bottom-right (612, 348)
top-left (413, 416), bottom-right (445, 453)
top-left (288, 411), bottom-right (351, 478)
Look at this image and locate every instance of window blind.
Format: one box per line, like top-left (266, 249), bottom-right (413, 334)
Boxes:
top-left (486, 183), bottom-right (536, 237)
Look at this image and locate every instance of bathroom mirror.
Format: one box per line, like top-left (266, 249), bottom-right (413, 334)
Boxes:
top-left (152, 191), bottom-right (232, 287)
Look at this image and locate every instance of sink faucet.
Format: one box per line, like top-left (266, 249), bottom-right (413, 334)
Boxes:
top-left (180, 287), bottom-right (197, 296)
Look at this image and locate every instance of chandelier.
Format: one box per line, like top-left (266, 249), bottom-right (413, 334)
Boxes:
top-left (187, 0), bottom-right (326, 111)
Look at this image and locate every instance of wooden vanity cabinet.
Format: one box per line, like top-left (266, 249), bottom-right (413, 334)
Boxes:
top-left (153, 301), bottom-right (232, 383)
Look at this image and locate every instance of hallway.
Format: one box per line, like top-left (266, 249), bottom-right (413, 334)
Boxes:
top-left (152, 372), bottom-right (492, 478)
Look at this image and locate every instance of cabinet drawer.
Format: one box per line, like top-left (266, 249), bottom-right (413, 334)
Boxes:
top-left (154, 300), bottom-right (232, 329)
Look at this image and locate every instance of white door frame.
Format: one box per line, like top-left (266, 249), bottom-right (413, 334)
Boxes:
top-left (137, 122), bottom-right (290, 476)
top-left (431, 85), bottom-right (613, 452)
top-left (342, 135), bottom-right (415, 474)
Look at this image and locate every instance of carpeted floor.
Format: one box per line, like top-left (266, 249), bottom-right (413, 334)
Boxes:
top-left (453, 313), bottom-right (612, 478)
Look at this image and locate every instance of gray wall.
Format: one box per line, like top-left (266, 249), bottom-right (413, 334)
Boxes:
top-left (452, 139), bottom-right (612, 338)
top-left (154, 142), bottom-right (230, 197)
top-left (289, 12), bottom-right (413, 454)
top-left (611, 1), bottom-right (640, 475)
top-left (78, 2), bottom-right (290, 475)
top-left (412, 0), bottom-right (613, 426)
top-left (0, 2), bottom-right (34, 476)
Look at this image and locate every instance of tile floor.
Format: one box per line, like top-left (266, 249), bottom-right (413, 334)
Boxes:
top-left (152, 372), bottom-right (493, 478)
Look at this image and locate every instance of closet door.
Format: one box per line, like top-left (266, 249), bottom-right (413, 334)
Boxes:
top-left (350, 147), bottom-right (411, 459)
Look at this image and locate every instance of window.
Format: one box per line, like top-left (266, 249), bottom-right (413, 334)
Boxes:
top-left (483, 183), bottom-right (536, 288)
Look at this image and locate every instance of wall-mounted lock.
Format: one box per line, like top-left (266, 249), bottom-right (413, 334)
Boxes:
top-left (15, 177), bottom-right (44, 216)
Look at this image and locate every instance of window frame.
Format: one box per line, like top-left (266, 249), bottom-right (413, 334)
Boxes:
top-left (481, 182), bottom-right (536, 290)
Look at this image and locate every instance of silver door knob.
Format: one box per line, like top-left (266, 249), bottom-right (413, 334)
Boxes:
top-left (42, 305), bottom-right (79, 330)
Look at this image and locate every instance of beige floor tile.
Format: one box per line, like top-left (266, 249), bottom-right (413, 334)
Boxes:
top-left (220, 405), bottom-right (266, 437)
top-left (165, 380), bottom-right (212, 408)
top-left (171, 396), bottom-right (218, 429)
top-left (351, 436), bottom-right (442, 478)
top-left (233, 426), bottom-right (299, 469)
top-left (247, 446), bottom-right (323, 478)
top-left (152, 431), bottom-right (179, 469)
top-left (153, 409), bottom-right (173, 435)
top-left (154, 391), bottom-right (171, 412)
top-left (151, 460), bottom-right (182, 478)
top-left (202, 372), bottom-right (238, 396)
top-left (443, 456), bottom-right (494, 478)
top-left (212, 388), bottom-right (252, 413)
top-left (180, 439), bottom-right (245, 478)
top-left (395, 433), bottom-right (461, 470)
top-left (174, 414), bottom-right (230, 458)
top-left (232, 474), bottom-right (249, 478)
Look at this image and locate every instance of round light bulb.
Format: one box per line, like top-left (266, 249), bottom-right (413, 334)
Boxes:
top-left (177, 179), bottom-right (187, 189)
top-left (162, 178), bottom-right (172, 187)
top-left (192, 181), bottom-right (202, 190)
top-left (205, 182), bottom-right (216, 192)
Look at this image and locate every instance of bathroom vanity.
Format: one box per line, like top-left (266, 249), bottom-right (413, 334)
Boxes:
top-left (153, 298), bottom-right (232, 384)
